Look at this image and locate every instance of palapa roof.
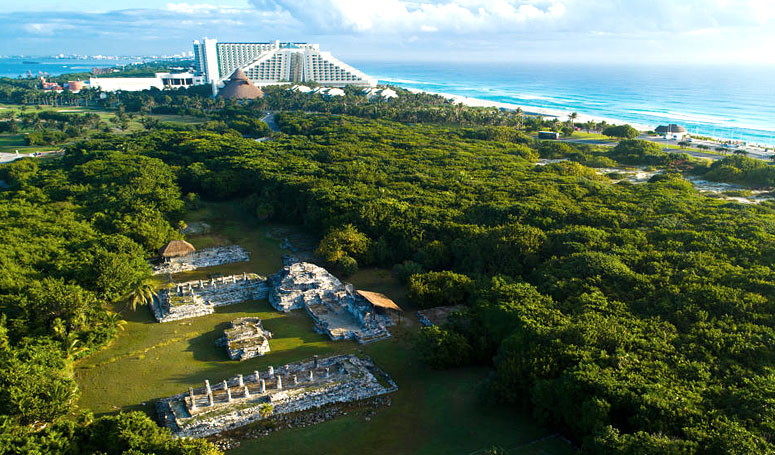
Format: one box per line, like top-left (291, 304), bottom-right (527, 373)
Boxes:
top-left (357, 290), bottom-right (403, 312)
top-left (159, 239), bottom-right (196, 258)
top-left (656, 124), bottom-right (687, 133)
top-left (217, 69), bottom-right (264, 100)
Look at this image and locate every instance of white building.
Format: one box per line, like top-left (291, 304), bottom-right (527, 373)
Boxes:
top-left (193, 39), bottom-right (377, 90)
top-left (89, 72), bottom-right (203, 92)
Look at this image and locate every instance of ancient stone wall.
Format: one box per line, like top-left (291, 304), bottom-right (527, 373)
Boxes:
top-left (156, 354), bottom-right (397, 439)
top-left (153, 245), bottom-right (250, 275)
top-left (151, 273), bottom-right (268, 322)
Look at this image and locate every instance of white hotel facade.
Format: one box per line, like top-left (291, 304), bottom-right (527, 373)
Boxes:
top-left (193, 39), bottom-right (377, 90)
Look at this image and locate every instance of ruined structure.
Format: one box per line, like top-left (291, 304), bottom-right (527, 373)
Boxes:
top-left (217, 317), bottom-right (272, 360)
top-left (157, 354), bottom-right (397, 438)
top-left (151, 273), bottom-right (268, 322)
top-left (153, 245), bottom-right (250, 275)
top-left (416, 305), bottom-right (465, 327)
top-left (268, 262), bottom-right (394, 343)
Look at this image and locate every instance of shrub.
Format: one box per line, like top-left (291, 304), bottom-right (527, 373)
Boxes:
top-left (408, 271), bottom-right (474, 309)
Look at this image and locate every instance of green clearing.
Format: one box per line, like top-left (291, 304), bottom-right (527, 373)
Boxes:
top-left (0, 133), bottom-right (59, 153)
top-left (0, 104), bottom-right (206, 152)
top-left (75, 202), bottom-right (573, 455)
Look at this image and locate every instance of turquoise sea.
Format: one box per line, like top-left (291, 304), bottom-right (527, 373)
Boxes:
top-left (0, 56), bottom-right (142, 80)
top-left (354, 61), bottom-right (775, 147)
top-left (2, 57), bottom-right (773, 146)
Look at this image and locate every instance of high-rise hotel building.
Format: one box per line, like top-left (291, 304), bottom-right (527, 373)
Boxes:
top-left (193, 39), bottom-right (377, 88)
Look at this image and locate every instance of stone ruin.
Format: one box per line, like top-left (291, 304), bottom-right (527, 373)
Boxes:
top-left (156, 354), bottom-right (397, 439)
top-left (216, 317), bottom-right (272, 360)
top-left (153, 245), bottom-right (250, 275)
top-left (151, 273), bottom-right (268, 322)
top-left (416, 305), bottom-right (465, 327)
top-left (267, 262), bottom-right (394, 344)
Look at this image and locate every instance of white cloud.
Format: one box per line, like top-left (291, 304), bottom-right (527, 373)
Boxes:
top-left (248, 0), bottom-right (568, 34)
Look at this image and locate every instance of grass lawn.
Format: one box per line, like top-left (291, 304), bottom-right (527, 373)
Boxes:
top-left (570, 131), bottom-right (612, 141)
top-left (75, 202), bottom-right (574, 455)
top-left (0, 133), bottom-right (62, 153)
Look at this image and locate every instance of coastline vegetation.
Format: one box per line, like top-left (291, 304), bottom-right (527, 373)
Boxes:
top-left (1, 67), bottom-right (775, 454)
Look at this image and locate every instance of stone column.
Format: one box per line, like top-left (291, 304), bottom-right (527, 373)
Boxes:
top-left (189, 387), bottom-right (197, 410)
top-left (207, 393), bottom-right (214, 406)
top-left (237, 374), bottom-right (244, 387)
top-left (226, 387), bottom-right (232, 402)
top-left (254, 370), bottom-right (260, 382)
top-left (276, 375), bottom-right (282, 390)
top-left (268, 366), bottom-right (274, 377)
top-left (244, 386), bottom-right (250, 398)
top-left (260, 379), bottom-right (266, 393)
top-left (243, 272), bottom-right (247, 280)
top-left (293, 375), bottom-right (298, 385)
top-left (324, 367), bottom-right (329, 378)
top-left (313, 354), bottom-right (319, 369)
top-left (309, 370), bottom-right (314, 382)
top-left (205, 380), bottom-right (212, 395)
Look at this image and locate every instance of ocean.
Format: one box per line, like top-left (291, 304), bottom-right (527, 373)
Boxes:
top-left (2, 57), bottom-right (773, 146)
top-left (0, 56), bottom-right (144, 80)
top-left (354, 61), bottom-right (775, 147)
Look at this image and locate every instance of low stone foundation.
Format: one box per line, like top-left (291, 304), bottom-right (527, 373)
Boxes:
top-left (151, 273), bottom-right (268, 322)
top-left (153, 245), bottom-right (250, 275)
top-left (156, 354), bottom-right (397, 439)
top-left (216, 317), bottom-right (272, 360)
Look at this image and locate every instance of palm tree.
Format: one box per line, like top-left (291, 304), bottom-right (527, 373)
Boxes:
top-left (568, 112), bottom-right (578, 130)
top-left (259, 403), bottom-right (273, 418)
top-left (127, 283), bottom-right (157, 311)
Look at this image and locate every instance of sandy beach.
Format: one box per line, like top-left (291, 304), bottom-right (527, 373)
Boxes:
top-left (405, 87), bottom-right (653, 131)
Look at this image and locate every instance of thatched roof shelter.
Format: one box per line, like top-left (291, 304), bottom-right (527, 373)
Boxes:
top-left (217, 69), bottom-right (264, 100)
top-left (356, 290), bottom-right (403, 312)
top-left (655, 124), bottom-right (687, 134)
top-left (159, 240), bottom-right (196, 258)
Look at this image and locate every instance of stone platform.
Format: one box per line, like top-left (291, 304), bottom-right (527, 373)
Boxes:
top-left (268, 262), bottom-right (394, 343)
top-left (153, 245), bottom-right (250, 275)
top-left (216, 317), bottom-right (272, 360)
top-left (151, 273), bottom-right (268, 322)
top-left (156, 354), bottom-right (397, 439)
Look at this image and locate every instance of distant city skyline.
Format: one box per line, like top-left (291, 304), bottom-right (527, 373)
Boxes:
top-left (1, 0), bottom-right (773, 65)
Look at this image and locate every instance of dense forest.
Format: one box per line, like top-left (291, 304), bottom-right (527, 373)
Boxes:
top-left (2, 72), bottom-right (775, 453)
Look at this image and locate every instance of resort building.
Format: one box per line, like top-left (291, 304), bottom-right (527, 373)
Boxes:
top-left (193, 39), bottom-right (377, 90)
top-left (89, 72), bottom-right (203, 92)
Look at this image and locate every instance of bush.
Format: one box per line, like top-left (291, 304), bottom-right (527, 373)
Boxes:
top-left (408, 271), bottom-right (474, 309)
top-left (602, 124), bottom-right (639, 139)
top-left (414, 326), bottom-right (473, 369)
top-left (609, 139), bottom-right (670, 165)
top-left (393, 260), bottom-right (424, 284)
top-left (337, 255), bottom-right (359, 276)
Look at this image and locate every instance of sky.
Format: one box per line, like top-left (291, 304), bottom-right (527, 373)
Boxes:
top-left (1, 0), bottom-right (774, 64)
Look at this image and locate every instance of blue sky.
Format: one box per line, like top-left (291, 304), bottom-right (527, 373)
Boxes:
top-left (1, 1), bottom-right (773, 64)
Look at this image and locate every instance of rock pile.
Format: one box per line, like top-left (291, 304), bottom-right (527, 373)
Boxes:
top-left (216, 317), bottom-right (272, 360)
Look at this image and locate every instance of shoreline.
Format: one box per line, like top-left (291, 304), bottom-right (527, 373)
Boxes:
top-left (403, 87), bottom-right (652, 132)
top-left (400, 87), bottom-right (774, 150)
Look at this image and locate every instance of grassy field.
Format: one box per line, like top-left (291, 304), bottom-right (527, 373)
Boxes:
top-left (75, 202), bottom-right (574, 455)
top-left (0, 103), bottom-right (206, 152)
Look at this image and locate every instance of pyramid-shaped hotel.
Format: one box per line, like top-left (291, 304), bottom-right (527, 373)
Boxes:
top-left (193, 38), bottom-right (377, 90)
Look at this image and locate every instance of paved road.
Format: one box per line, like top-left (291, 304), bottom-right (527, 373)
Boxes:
top-left (0, 150), bottom-right (62, 163)
top-left (261, 112), bottom-right (280, 133)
